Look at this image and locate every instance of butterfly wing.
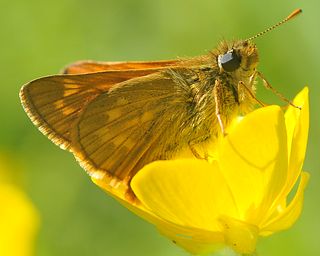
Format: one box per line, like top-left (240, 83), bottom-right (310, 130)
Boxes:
top-left (63, 60), bottom-right (181, 74)
top-left (20, 54), bottom-right (243, 201)
top-left (20, 68), bottom-right (173, 150)
top-left (20, 65), bottom-right (198, 200)
top-left (70, 71), bottom-right (189, 193)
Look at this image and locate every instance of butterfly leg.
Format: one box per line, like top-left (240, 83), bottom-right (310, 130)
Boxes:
top-left (238, 80), bottom-right (267, 107)
top-left (256, 71), bottom-right (301, 109)
top-left (213, 79), bottom-right (227, 136)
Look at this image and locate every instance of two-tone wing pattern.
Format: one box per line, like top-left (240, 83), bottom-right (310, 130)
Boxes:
top-left (71, 72), bottom-right (188, 183)
top-left (20, 62), bottom-right (198, 200)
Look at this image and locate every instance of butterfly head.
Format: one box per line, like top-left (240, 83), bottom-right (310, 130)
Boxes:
top-left (216, 8), bottom-right (302, 75)
top-left (216, 40), bottom-right (259, 76)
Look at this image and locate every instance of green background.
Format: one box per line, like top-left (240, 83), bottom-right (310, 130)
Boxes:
top-left (1, 0), bottom-right (319, 255)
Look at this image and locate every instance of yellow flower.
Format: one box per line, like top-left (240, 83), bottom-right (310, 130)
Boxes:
top-left (0, 157), bottom-right (39, 256)
top-left (94, 88), bottom-right (309, 255)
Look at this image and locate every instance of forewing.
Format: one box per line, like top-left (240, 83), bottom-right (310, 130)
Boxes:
top-left (70, 71), bottom-right (187, 190)
top-left (63, 60), bottom-right (181, 74)
top-left (20, 70), bottom-right (163, 150)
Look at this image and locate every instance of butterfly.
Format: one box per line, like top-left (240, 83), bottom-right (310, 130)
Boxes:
top-left (19, 9), bottom-right (301, 201)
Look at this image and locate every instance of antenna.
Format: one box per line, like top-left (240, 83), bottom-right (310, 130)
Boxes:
top-left (245, 9), bottom-right (302, 42)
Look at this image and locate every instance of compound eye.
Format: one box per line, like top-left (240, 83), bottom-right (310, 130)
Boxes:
top-left (218, 49), bottom-right (241, 72)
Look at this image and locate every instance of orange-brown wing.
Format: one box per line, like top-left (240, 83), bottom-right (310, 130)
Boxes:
top-left (20, 69), bottom-right (165, 150)
top-left (70, 71), bottom-right (189, 197)
top-left (63, 60), bottom-right (181, 74)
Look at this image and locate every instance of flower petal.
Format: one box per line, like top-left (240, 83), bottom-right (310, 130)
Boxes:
top-left (93, 175), bottom-right (225, 256)
top-left (218, 106), bottom-right (288, 224)
top-left (0, 184), bottom-right (39, 256)
top-left (91, 177), bottom-right (161, 226)
top-left (219, 215), bottom-right (259, 254)
top-left (131, 159), bottom-right (238, 231)
top-left (284, 87), bottom-right (309, 195)
top-left (260, 171), bottom-right (309, 234)
top-left (157, 221), bottom-right (224, 255)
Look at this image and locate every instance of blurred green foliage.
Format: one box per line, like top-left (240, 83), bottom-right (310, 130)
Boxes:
top-left (0, 0), bottom-right (319, 255)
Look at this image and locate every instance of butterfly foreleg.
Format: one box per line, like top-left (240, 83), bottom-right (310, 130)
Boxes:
top-left (237, 80), bottom-right (267, 107)
top-left (256, 71), bottom-right (301, 109)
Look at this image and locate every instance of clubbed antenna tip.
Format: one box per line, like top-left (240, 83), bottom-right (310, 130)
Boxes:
top-left (245, 8), bottom-right (302, 42)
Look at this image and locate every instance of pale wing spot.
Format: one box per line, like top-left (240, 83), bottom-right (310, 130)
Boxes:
top-left (140, 111), bottom-right (154, 123)
top-left (107, 108), bottom-right (123, 122)
top-left (63, 88), bottom-right (80, 97)
top-left (125, 117), bottom-right (140, 128)
top-left (63, 79), bottom-right (85, 88)
top-left (78, 109), bottom-right (139, 141)
top-left (53, 99), bottom-right (79, 116)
